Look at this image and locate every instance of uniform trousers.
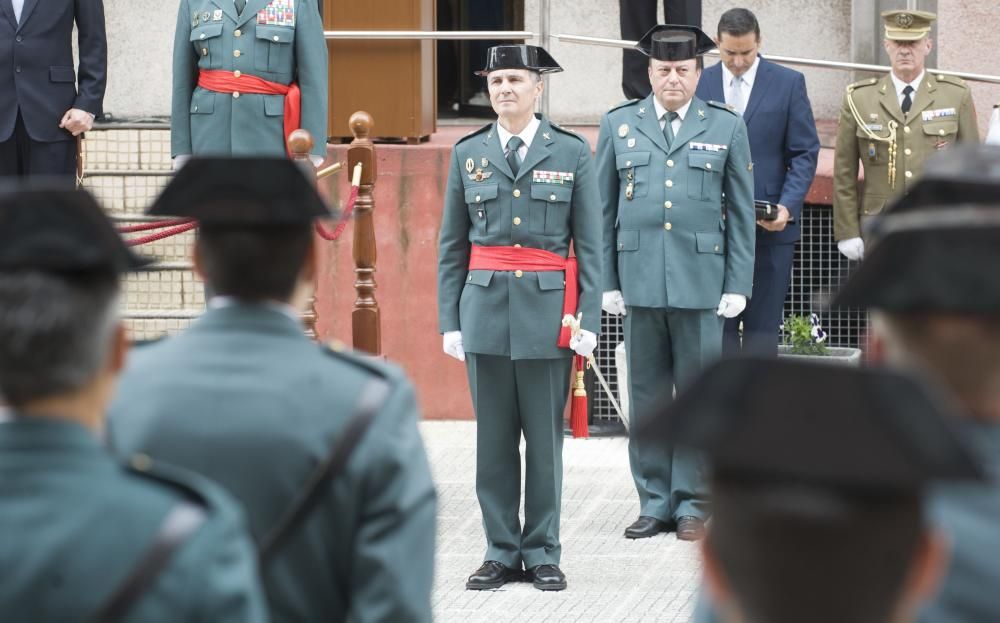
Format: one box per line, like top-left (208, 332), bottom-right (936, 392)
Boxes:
top-left (466, 353), bottom-right (572, 569)
top-left (624, 305), bottom-right (719, 522)
top-left (723, 242), bottom-right (796, 355)
top-left (0, 111), bottom-right (76, 179)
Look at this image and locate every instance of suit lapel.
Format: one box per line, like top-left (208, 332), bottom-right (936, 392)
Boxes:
top-left (0, 0), bottom-right (14, 30)
top-left (208, 0), bottom-right (239, 23)
top-left (15, 0), bottom-right (39, 32)
top-left (741, 57), bottom-right (772, 125)
top-left (635, 94), bottom-right (670, 154)
top-left (516, 117), bottom-right (554, 183)
top-left (908, 75), bottom-right (936, 120)
top-left (668, 97), bottom-right (708, 156)
top-left (878, 75), bottom-right (905, 124)
top-left (483, 123), bottom-right (514, 181)
top-left (237, 0), bottom-right (272, 29)
top-left (702, 65), bottom-right (725, 104)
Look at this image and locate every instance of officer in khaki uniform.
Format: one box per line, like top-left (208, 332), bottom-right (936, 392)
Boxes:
top-left (597, 25), bottom-right (755, 542)
top-left (0, 187), bottom-right (266, 621)
top-left (437, 45), bottom-right (602, 592)
top-left (172, 0), bottom-right (328, 163)
top-left (833, 9), bottom-right (978, 260)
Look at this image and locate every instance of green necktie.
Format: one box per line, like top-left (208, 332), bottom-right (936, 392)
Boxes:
top-left (235, 0), bottom-right (246, 15)
top-left (506, 136), bottom-right (524, 176)
top-left (662, 111), bottom-right (679, 148)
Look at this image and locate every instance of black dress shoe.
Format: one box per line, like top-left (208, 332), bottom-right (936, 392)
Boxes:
top-left (526, 564), bottom-right (567, 591)
top-left (466, 561), bottom-right (521, 590)
top-left (676, 516), bottom-right (706, 541)
top-left (624, 515), bottom-right (669, 539)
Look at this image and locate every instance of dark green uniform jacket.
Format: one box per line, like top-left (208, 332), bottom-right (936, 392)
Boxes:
top-left (0, 417), bottom-right (267, 622)
top-left (108, 304), bottom-right (437, 623)
top-left (172, 0), bottom-right (328, 158)
top-left (438, 115), bottom-right (603, 358)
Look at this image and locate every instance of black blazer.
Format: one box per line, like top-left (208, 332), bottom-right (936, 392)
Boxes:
top-left (0, 0), bottom-right (107, 142)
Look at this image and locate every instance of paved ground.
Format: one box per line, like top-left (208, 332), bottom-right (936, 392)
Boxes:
top-left (421, 421), bottom-right (701, 623)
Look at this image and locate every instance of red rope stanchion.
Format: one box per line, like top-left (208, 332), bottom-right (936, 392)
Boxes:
top-left (315, 185), bottom-right (360, 242)
top-left (125, 221), bottom-right (198, 247)
top-left (117, 218), bottom-right (195, 234)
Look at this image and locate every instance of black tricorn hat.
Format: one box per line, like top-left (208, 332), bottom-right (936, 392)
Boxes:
top-left (636, 24), bottom-right (716, 61)
top-left (475, 44), bottom-right (563, 76)
top-left (639, 358), bottom-right (984, 493)
top-left (0, 183), bottom-right (150, 274)
top-left (147, 157), bottom-right (334, 226)
top-left (834, 144), bottom-right (1000, 311)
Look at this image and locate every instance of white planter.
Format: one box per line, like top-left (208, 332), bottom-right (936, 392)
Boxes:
top-left (778, 345), bottom-right (863, 366)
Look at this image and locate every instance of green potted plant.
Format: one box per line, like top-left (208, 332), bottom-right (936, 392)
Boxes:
top-left (778, 313), bottom-right (862, 365)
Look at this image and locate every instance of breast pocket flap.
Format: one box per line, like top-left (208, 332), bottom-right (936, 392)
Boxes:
top-left (537, 271), bottom-right (566, 291)
top-left (530, 184), bottom-right (572, 203)
top-left (922, 120), bottom-right (958, 136)
top-left (464, 184), bottom-right (499, 204)
top-left (617, 229), bottom-right (639, 252)
top-left (695, 232), bottom-right (725, 254)
top-left (190, 23), bottom-right (224, 41)
top-left (467, 270), bottom-right (495, 287)
top-left (615, 151), bottom-right (651, 169)
top-left (48, 66), bottom-right (75, 83)
top-left (688, 152), bottom-right (724, 172)
top-left (256, 25), bottom-right (295, 43)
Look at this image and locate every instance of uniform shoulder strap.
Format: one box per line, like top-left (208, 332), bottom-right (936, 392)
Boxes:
top-left (90, 502), bottom-right (207, 623)
top-left (257, 377), bottom-right (391, 565)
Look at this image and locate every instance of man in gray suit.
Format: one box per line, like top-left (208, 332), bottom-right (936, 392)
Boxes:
top-left (833, 144), bottom-right (1000, 623)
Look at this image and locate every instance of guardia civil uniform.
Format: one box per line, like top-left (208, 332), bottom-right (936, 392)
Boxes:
top-left (832, 10), bottom-right (978, 242)
top-left (597, 26), bottom-right (755, 531)
top-left (437, 46), bottom-right (602, 588)
top-left (0, 187), bottom-right (266, 622)
top-left (172, 0), bottom-right (328, 159)
top-left (108, 159), bottom-right (437, 623)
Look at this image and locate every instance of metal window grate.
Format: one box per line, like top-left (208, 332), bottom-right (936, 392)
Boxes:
top-left (591, 204), bottom-right (867, 420)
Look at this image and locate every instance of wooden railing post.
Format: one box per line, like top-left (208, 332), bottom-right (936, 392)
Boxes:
top-left (347, 112), bottom-right (381, 355)
top-left (288, 129), bottom-right (319, 340)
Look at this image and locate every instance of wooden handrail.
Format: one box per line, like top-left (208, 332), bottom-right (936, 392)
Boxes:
top-left (288, 129), bottom-right (320, 340)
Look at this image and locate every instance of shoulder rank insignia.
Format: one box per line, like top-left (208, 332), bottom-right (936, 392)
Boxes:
top-left (698, 109), bottom-right (705, 118)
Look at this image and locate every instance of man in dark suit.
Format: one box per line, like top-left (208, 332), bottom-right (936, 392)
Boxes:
top-left (696, 8), bottom-right (820, 354)
top-left (0, 0), bottom-right (107, 178)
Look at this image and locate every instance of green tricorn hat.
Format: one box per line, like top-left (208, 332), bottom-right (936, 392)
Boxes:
top-left (475, 45), bottom-right (563, 76)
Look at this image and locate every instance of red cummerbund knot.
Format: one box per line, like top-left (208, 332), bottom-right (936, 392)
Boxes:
top-left (197, 70), bottom-right (301, 157)
top-left (469, 245), bottom-right (579, 348)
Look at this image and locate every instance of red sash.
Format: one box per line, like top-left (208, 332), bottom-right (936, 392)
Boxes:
top-left (469, 245), bottom-right (578, 348)
top-left (197, 69), bottom-right (301, 156)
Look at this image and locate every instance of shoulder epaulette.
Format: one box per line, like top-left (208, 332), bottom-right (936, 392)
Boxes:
top-left (549, 120), bottom-right (586, 142)
top-left (934, 73), bottom-right (968, 88)
top-left (456, 122), bottom-right (493, 145)
top-left (607, 98), bottom-right (639, 113)
top-left (320, 341), bottom-right (396, 381)
top-left (707, 100), bottom-right (739, 115)
top-left (846, 77), bottom-right (879, 93)
top-left (124, 453), bottom-right (214, 509)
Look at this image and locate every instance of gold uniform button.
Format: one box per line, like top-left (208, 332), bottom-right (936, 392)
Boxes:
top-left (130, 453), bottom-right (153, 472)
top-left (475, 195), bottom-right (481, 202)
top-left (939, 129), bottom-right (946, 136)
top-left (549, 194), bottom-right (556, 201)
top-left (666, 159), bottom-right (674, 167)
top-left (514, 243), bottom-right (522, 248)
top-left (625, 160), bottom-right (632, 167)
top-left (514, 270), bottom-right (524, 278)
top-left (234, 29), bottom-right (242, 37)
top-left (714, 245), bottom-right (720, 252)
top-left (200, 33), bottom-right (206, 40)
top-left (233, 50), bottom-right (241, 58)
top-left (467, 274), bottom-right (472, 281)
top-left (665, 180), bottom-right (674, 188)
top-left (233, 91), bottom-right (240, 98)
top-left (513, 189), bottom-right (521, 198)
top-left (193, 105), bottom-right (198, 112)
top-left (233, 70), bottom-right (241, 78)
top-left (273, 35), bottom-right (279, 42)
top-left (201, 48), bottom-right (208, 56)
top-left (905, 170), bottom-right (913, 178)
top-left (664, 222), bottom-right (672, 231)
top-left (904, 126), bottom-right (911, 134)
top-left (513, 217), bottom-right (522, 225)
top-left (705, 162), bottom-right (712, 170)
top-left (664, 201), bottom-right (672, 209)
top-left (904, 148), bottom-right (912, 156)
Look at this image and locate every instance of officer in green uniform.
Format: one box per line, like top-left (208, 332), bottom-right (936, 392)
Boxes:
top-left (832, 144), bottom-right (1000, 623)
top-left (833, 9), bottom-right (978, 260)
top-left (596, 25), bottom-right (755, 542)
top-left (172, 0), bottom-right (328, 164)
top-left (437, 45), bottom-right (602, 592)
top-left (107, 158), bottom-right (437, 622)
top-left (0, 187), bottom-right (266, 621)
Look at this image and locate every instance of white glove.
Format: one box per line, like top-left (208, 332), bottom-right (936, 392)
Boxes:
top-left (172, 154), bottom-right (191, 171)
top-left (716, 293), bottom-right (747, 318)
top-left (837, 237), bottom-right (865, 261)
top-left (601, 290), bottom-right (627, 316)
top-left (442, 330), bottom-right (465, 362)
top-left (569, 329), bottom-right (598, 357)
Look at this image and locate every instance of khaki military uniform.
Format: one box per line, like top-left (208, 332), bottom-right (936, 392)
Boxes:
top-left (833, 72), bottom-right (978, 241)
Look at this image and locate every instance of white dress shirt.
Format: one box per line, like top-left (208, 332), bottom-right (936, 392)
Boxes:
top-left (12, 0), bottom-right (24, 22)
top-left (653, 97), bottom-right (692, 136)
top-left (891, 71), bottom-right (924, 110)
top-left (721, 56), bottom-right (760, 114)
top-left (209, 296), bottom-right (303, 323)
top-left (497, 115), bottom-right (540, 161)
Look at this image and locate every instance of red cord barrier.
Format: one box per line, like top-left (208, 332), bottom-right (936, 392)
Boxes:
top-left (315, 185), bottom-right (360, 241)
top-left (117, 218), bottom-right (195, 234)
top-left (125, 221), bottom-right (198, 247)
